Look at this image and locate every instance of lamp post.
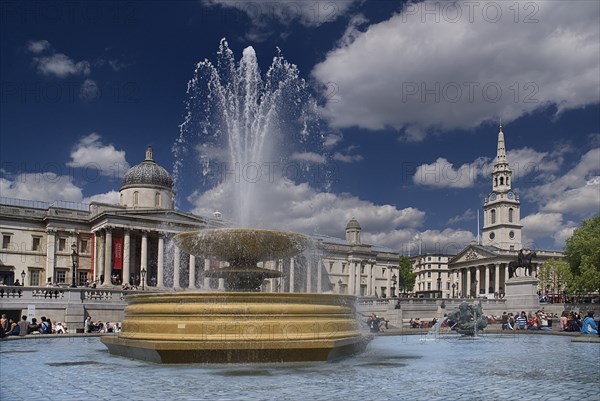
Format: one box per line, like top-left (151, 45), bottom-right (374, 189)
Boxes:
top-left (141, 268), bottom-right (146, 291)
top-left (70, 243), bottom-right (78, 288)
top-left (391, 274), bottom-right (397, 298)
top-left (452, 283), bottom-right (456, 298)
top-left (21, 270), bottom-right (26, 286)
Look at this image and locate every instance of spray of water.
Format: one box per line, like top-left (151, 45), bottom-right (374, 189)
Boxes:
top-left (174, 39), bottom-right (323, 227)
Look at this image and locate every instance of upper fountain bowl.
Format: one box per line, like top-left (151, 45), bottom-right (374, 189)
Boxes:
top-left (173, 228), bottom-right (310, 264)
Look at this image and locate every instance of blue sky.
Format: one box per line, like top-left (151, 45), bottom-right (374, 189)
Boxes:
top-left (1, 0), bottom-right (599, 253)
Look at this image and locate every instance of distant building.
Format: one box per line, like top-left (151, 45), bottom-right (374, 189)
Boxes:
top-left (412, 254), bottom-right (454, 298)
top-left (448, 123), bottom-right (563, 298)
top-left (0, 147), bottom-right (402, 295)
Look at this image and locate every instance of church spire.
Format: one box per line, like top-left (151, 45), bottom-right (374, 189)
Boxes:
top-left (496, 120), bottom-right (507, 164)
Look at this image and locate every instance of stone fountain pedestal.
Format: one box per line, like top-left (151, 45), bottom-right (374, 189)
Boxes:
top-left (102, 292), bottom-right (368, 363)
top-left (504, 276), bottom-right (540, 311)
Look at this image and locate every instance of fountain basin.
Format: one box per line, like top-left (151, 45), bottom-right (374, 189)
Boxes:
top-left (102, 292), bottom-right (369, 363)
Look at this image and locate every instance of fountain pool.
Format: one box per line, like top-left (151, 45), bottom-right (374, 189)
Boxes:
top-left (2, 334), bottom-right (598, 401)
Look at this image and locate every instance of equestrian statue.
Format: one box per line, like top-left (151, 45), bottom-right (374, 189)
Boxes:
top-left (508, 249), bottom-right (537, 278)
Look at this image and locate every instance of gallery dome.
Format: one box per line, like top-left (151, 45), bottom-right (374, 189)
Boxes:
top-left (120, 146), bottom-right (174, 190)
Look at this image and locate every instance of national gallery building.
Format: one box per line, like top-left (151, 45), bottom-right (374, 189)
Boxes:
top-left (0, 127), bottom-right (563, 297)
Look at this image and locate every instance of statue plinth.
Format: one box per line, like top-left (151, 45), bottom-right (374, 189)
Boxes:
top-left (504, 276), bottom-right (539, 310)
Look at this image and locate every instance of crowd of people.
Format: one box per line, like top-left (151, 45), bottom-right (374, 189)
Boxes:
top-left (0, 313), bottom-right (122, 337)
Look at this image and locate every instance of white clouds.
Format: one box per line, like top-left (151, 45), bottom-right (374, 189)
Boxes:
top-left (83, 190), bottom-right (120, 205)
top-left (529, 148), bottom-right (600, 216)
top-left (290, 152), bottom-right (326, 164)
top-left (67, 133), bottom-right (130, 178)
top-left (312, 1), bottom-right (600, 139)
top-left (32, 52), bottom-right (91, 78)
top-left (413, 157), bottom-right (487, 188)
top-left (188, 177), bottom-right (436, 250)
top-left (323, 133), bottom-right (343, 148)
top-left (447, 208), bottom-right (476, 225)
top-left (204, 0), bottom-right (360, 27)
top-left (0, 172), bottom-right (83, 203)
top-left (79, 79), bottom-right (100, 101)
top-left (27, 40), bottom-right (51, 54)
top-left (521, 212), bottom-right (579, 248)
top-left (332, 152), bottom-right (363, 163)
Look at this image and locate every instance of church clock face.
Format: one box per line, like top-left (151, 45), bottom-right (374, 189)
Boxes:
top-left (489, 232), bottom-right (495, 240)
top-left (490, 192), bottom-right (497, 201)
top-left (508, 191), bottom-right (514, 199)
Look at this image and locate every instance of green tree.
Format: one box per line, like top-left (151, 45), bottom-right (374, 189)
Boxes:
top-left (564, 215), bottom-right (600, 294)
top-left (397, 255), bottom-right (416, 295)
top-left (537, 258), bottom-right (572, 295)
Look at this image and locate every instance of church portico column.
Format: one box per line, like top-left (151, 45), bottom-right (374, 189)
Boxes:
top-left (485, 264), bottom-right (491, 296)
top-left (475, 266), bottom-right (481, 296)
top-left (316, 259), bottom-right (322, 294)
top-left (140, 231), bottom-right (148, 288)
top-left (347, 262), bottom-right (354, 296)
top-left (97, 232), bottom-right (105, 284)
top-left (156, 234), bottom-right (165, 288)
top-left (173, 245), bottom-right (180, 289)
top-left (494, 263), bottom-right (500, 295)
top-left (188, 254), bottom-right (196, 290)
top-left (465, 268), bottom-right (471, 298)
top-left (123, 230), bottom-right (131, 286)
top-left (102, 228), bottom-right (112, 287)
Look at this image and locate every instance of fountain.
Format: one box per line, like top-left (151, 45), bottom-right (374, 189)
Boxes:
top-left (102, 41), bottom-right (368, 363)
top-left (445, 301), bottom-right (488, 337)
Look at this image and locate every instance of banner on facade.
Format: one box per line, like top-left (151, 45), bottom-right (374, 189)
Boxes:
top-left (113, 237), bottom-right (123, 270)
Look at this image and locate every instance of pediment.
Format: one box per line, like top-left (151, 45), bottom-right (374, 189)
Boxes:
top-left (451, 244), bottom-right (499, 264)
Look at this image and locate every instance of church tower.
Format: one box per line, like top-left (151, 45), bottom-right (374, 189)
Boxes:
top-left (482, 122), bottom-right (522, 250)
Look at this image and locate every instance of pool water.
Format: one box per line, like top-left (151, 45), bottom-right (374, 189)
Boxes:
top-left (1, 333), bottom-right (598, 401)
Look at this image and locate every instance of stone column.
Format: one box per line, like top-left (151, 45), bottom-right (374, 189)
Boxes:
top-left (97, 232), bottom-right (105, 284)
top-left (203, 258), bottom-right (211, 289)
top-left (475, 266), bottom-right (481, 296)
top-left (123, 230), bottom-right (131, 285)
top-left (102, 228), bottom-right (112, 286)
top-left (386, 266), bottom-right (391, 299)
top-left (485, 265), bottom-right (491, 296)
top-left (356, 262), bottom-right (362, 296)
top-left (173, 245), bottom-right (180, 289)
top-left (494, 263), bottom-right (500, 295)
top-left (465, 268), bottom-right (471, 298)
top-left (289, 257), bottom-right (295, 293)
top-left (367, 263), bottom-right (373, 296)
top-left (45, 229), bottom-right (56, 285)
top-left (141, 231), bottom-right (148, 288)
top-left (157, 234), bottom-right (165, 288)
top-left (92, 231), bottom-right (100, 282)
top-left (189, 255), bottom-right (196, 290)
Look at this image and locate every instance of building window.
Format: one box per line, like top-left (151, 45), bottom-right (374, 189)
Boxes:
top-left (78, 271), bottom-right (88, 286)
top-left (155, 192), bottom-right (161, 207)
top-left (500, 177), bottom-right (504, 185)
top-left (447, 282), bottom-right (450, 290)
top-left (360, 265), bottom-right (365, 274)
top-left (32, 236), bottom-right (41, 251)
top-left (510, 245), bottom-right (515, 251)
top-left (428, 256), bottom-right (431, 261)
top-left (2, 235), bottom-right (11, 249)
top-left (341, 263), bottom-right (346, 273)
top-left (56, 270), bottom-right (66, 284)
top-left (80, 239), bottom-right (88, 253)
top-left (329, 261), bottom-right (334, 273)
top-left (508, 208), bottom-right (514, 222)
top-left (427, 272), bottom-right (431, 278)
top-left (58, 238), bottom-right (66, 252)
top-left (133, 191), bottom-right (139, 206)
top-left (427, 264), bottom-right (431, 269)
top-left (31, 270), bottom-right (40, 286)
top-left (491, 209), bottom-right (496, 224)
top-left (427, 283), bottom-right (431, 290)
top-left (382, 268), bottom-right (386, 275)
